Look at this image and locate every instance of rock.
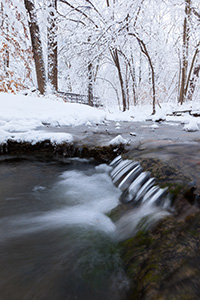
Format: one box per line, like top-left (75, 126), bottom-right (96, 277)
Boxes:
top-left (108, 135), bottom-right (129, 146)
top-left (130, 132), bottom-right (137, 136)
top-left (0, 140), bottom-right (126, 163)
top-left (151, 124), bottom-right (159, 129)
top-left (121, 211), bottom-right (200, 300)
top-left (183, 121), bottom-right (199, 132)
top-left (115, 154), bottom-right (200, 299)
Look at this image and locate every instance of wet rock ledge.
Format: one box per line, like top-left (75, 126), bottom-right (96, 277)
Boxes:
top-left (0, 139), bottom-right (125, 162)
top-left (121, 211), bottom-right (200, 300)
top-left (118, 156), bottom-right (200, 299)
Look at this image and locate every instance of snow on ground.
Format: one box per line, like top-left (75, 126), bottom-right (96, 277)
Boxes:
top-left (183, 121), bottom-right (199, 132)
top-left (0, 92), bottom-right (200, 145)
top-left (108, 135), bottom-right (129, 145)
top-left (0, 93), bottom-right (105, 144)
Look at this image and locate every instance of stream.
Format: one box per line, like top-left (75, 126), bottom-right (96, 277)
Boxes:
top-left (0, 151), bottom-right (191, 300)
top-left (0, 118), bottom-right (200, 299)
top-left (0, 156), bottom-right (128, 300)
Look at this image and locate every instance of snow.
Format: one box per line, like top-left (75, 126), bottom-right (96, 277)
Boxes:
top-left (0, 92), bottom-right (105, 144)
top-left (151, 124), bottom-right (159, 129)
top-left (108, 135), bottom-right (129, 145)
top-left (183, 121), bottom-right (199, 132)
top-left (13, 131), bottom-right (73, 145)
top-left (0, 92), bottom-right (200, 145)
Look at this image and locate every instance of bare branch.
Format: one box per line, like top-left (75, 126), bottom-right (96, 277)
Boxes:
top-left (133, 0), bottom-right (145, 28)
top-left (191, 7), bottom-right (200, 21)
top-left (84, 0), bottom-right (105, 23)
top-left (57, 12), bottom-right (86, 26)
top-left (59, 0), bottom-right (98, 28)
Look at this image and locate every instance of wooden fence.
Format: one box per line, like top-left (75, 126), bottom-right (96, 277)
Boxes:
top-left (57, 91), bottom-right (102, 107)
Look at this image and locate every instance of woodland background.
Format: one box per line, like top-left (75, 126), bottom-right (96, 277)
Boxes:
top-left (0, 0), bottom-right (199, 113)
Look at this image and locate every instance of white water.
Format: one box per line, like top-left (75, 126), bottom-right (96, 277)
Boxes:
top-left (0, 157), bottom-right (171, 243)
top-left (0, 157), bottom-right (129, 300)
top-left (0, 163), bottom-right (121, 242)
top-left (0, 156), bottom-right (172, 300)
top-left (109, 156), bottom-right (171, 240)
top-left (116, 202), bottom-right (170, 241)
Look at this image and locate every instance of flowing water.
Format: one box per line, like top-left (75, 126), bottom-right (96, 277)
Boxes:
top-left (0, 156), bottom-right (128, 300)
top-left (0, 155), bottom-right (170, 300)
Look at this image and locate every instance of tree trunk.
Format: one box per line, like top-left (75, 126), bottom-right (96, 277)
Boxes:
top-left (88, 62), bottom-right (93, 106)
top-left (111, 49), bottom-right (127, 112)
top-left (185, 46), bottom-right (199, 98)
top-left (187, 53), bottom-right (200, 100)
top-left (87, 36), bottom-right (93, 106)
top-left (129, 33), bottom-right (156, 114)
top-left (1, 3), bottom-right (9, 73)
top-left (24, 0), bottom-right (46, 94)
top-left (178, 0), bottom-right (191, 104)
top-left (47, 0), bottom-right (58, 91)
top-left (125, 63), bottom-right (130, 109)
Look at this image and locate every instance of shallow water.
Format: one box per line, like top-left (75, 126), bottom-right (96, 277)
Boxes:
top-left (0, 156), bottom-right (128, 300)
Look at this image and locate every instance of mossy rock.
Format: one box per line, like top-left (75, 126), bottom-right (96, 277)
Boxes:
top-left (137, 158), bottom-right (192, 185)
top-left (121, 211), bottom-right (200, 300)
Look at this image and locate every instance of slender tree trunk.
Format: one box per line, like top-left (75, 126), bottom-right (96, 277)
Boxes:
top-left (185, 46), bottom-right (199, 97)
top-left (47, 0), bottom-right (58, 91)
top-left (178, 0), bottom-right (191, 104)
top-left (88, 62), bottom-right (93, 106)
top-left (87, 36), bottom-right (93, 106)
top-left (129, 33), bottom-right (156, 114)
top-left (131, 55), bottom-right (137, 105)
top-left (187, 51), bottom-right (200, 100)
top-left (140, 41), bottom-right (156, 114)
top-left (139, 53), bottom-right (142, 86)
top-left (111, 49), bottom-right (127, 112)
top-left (24, 0), bottom-right (46, 94)
top-left (1, 3), bottom-right (9, 73)
top-left (125, 63), bottom-right (130, 109)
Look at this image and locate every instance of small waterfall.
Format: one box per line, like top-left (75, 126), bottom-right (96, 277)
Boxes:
top-left (110, 155), bottom-right (169, 208)
top-left (110, 156), bottom-right (171, 240)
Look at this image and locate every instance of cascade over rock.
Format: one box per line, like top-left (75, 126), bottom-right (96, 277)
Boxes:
top-left (110, 155), bottom-right (170, 208)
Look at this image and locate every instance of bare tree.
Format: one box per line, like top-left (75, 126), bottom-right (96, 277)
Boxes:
top-left (178, 0), bottom-right (191, 104)
top-left (88, 61), bottom-right (94, 106)
top-left (47, 0), bottom-right (58, 91)
top-left (186, 8), bottom-right (200, 101)
top-left (129, 33), bottom-right (157, 114)
top-left (24, 0), bottom-right (46, 94)
top-left (187, 43), bottom-right (200, 100)
top-left (110, 48), bottom-right (127, 111)
top-left (1, 3), bottom-right (9, 73)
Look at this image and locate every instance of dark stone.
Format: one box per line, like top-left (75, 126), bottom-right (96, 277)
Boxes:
top-left (121, 211), bottom-right (200, 300)
top-left (0, 140), bottom-right (126, 163)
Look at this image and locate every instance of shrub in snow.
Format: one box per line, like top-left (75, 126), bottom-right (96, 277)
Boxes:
top-left (183, 121), bottom-right (199, 132)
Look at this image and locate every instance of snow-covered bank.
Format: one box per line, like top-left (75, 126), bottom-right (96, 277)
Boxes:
top-left (0, 93), bottom-right (105, 144)
top-left (0, 92), bottom-right (199, 145)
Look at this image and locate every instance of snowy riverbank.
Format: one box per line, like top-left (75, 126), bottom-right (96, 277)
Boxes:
top-left (0, 92), bottom-right (199, 146)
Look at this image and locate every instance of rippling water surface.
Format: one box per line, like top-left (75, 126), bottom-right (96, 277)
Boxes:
top-left (0, 156), bottom-right (128, 300)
